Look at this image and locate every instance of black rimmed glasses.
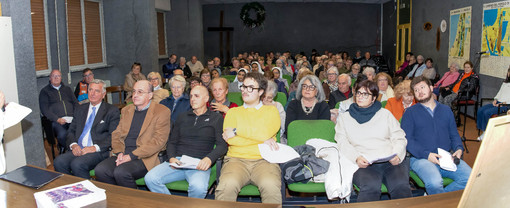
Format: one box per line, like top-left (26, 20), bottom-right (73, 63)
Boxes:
top-left (355, 91), bottom-right (372, 99)
top-left (240, 84), bottom-right (260, 93)
top-left (301, 84), bottom-right (317, 91)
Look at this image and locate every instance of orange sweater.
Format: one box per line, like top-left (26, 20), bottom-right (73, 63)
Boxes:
top-left (385, 97), bottom-right (416, 121)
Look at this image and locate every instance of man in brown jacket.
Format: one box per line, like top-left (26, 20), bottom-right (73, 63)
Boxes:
top-left (95, 80), bottom-right (171, 188)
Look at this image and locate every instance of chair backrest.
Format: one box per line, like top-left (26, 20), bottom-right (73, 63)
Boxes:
top-left (287, 120), bottom-right (336, 147)
top-left (222, 75), bottom-right (236, 83)
top-left (282, 74), bottom-right (292, 86)
top-left (381, 100), bottom-right (387, 108)
top-left (274, 92), bottom-right (287, 107)
top-left (335, 101), bottom-right (340, 109)
top-left (227, 92), bottom-right (243, 106)
top-left (105, 85), bottom-right (124, 105)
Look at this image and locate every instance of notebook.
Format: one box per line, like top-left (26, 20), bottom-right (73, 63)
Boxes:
top-left (0, 166), bottom-right (63, 189)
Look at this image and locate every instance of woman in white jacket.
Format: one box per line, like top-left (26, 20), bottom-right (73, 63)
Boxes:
top-left (335, 80), bottom-right (411, 202)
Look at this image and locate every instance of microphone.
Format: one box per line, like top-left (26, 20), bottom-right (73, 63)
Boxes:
top-left (476, 51), bottom-right (489, 54)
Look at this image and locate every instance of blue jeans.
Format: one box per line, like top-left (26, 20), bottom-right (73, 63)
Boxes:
top-left (145, 160), bottom-right (211, 199)
top-left (410, 157), bottom-right (471, 195)
top-left (477, 103), bottom-right (508, 131)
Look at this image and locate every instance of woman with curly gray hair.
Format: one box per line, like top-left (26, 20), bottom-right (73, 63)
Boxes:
top-left (285, 75), bottom-right (330, 137)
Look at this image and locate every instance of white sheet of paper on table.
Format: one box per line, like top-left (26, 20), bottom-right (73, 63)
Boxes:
top-left (258, 143), bottom-right (300, 163)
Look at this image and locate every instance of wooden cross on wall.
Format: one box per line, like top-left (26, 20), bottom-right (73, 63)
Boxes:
top-left (207, 11), bottom-right (234, 65)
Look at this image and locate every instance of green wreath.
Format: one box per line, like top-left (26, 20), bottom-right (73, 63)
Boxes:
top-left (240, 2), bottom-right (265, 29)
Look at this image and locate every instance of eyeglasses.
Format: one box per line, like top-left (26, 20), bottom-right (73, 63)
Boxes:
top-left (240, 84), bottom-right (260, 93)
top-left (149, 78), bottom-right (159, 81)
top-left (355, 91), bottom-right (372, 99)
top-left (132, 90), bottom-right (150, 95)
top-left (83, 73), bottom-right (93, 78)
top-left (301, 84), bottom-right (317, 91)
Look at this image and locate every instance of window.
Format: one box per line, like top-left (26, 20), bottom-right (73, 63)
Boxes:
top-left (157, 11), bottom-right (167, 58)
top-left (31, 0), bottom-right (52, 75)
top-left (66, 0), bottom-right (106, 70)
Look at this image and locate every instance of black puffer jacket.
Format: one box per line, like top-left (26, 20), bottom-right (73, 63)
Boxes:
top-left (447, 71), bottom-right (479, 100)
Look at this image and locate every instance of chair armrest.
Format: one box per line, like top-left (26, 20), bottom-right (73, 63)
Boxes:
top-left (480, 98), bottom-right (494, 106)
top-left (498, 104), bottom-right (510, 114)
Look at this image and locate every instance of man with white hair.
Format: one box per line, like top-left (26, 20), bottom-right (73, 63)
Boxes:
top-left (328, 74), bottom-right (353, 109)
top-left (54, 79), bottom-right (120, 179)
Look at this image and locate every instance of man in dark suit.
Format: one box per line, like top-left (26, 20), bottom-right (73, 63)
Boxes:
top-left (53, 79), bottom-right (120, 179)
top-left (95, 80), bottom-right (171, 188)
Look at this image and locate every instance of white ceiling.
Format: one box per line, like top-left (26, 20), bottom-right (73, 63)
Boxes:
top-left (201, 0), bottom-right (393, 5)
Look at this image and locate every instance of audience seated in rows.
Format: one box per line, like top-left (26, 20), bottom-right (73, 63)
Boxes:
top-left (54, 79), bottom-right (119, 179)
top-left (200, 69), bottom-right (212, 88)
top-left (328, 73), bottom-right (353, 109)
top-left (375, 72), bottom-right (394, 102)
top-left (263, 80), bottom-right (287, 144)
top-left (438, 61), bottom-right (479, 109)
top-left (433, 63), bottom-right (460, 97)
top-left (406, 55), bottom-right (426, 79)
top-left (188, 56), bottom-right (204, 77)
top-left (123, 63), bottom-right (147, 103)
top-left (396, 52), bottom-right (413, 76)
top-left (272, 66), bottom-right (290, 89)
top-left (208, 78), bottom-right (238, 118)
top-left (264, 69), bottom-right (288, 98)
top-left (177, 57), bottom-right (192, 78)
top-left (211, 68), bottom-right (221, 79)
top-left (385, 80), bottom-right (416, 121)
top-left (350, 63), bottom-right (361, 79)
top-left (39, 69), bottom-right (79, 153)
top-left (228, 69), bottom-right (247, 93)
top-left (74, 68), bottom-right (94, 104)
top-left (322, 66), bottom-right (339, 101)
top-left (160, 75), bottom-right (190, 123)
top-left (421, 58), bottom-right (437, 81)
top-left (362, 67), bottom-right (376, 81)
top-left (285, 75), bottom-right (330, 137)
top-left (95, 80), bottom-right (171, 189)
top-left (476, 67), bottom-right (510, 140)
top-left (162, 54), bottom-right (178, 80)
top-left (358, 52), bottom-right (377, 70)
top-left (216, 73), bottom-right (282, 203)
top-left (335, 80), bottom-right (411, 202)
top-left (402, 76), bottom-right (471, 195)
top-left (147, 72), bottom-right (169, 104)
top-left (145, 85), bottom-right (227, 198)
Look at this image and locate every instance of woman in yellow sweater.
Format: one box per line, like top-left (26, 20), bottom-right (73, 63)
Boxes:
top-left (215, 72), bottom-right (282, 204)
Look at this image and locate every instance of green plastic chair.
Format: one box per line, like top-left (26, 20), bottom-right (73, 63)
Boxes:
top-left (227, 92), bottom-right (243, 106)
top-left (409, 170), bottom-right (453, 188)
top-left (218, 130), bottom-right (282, 199)
top-left (274, 92), bottom-right (287, 107)
top-left (222, 75), bottom-right (236, 83)
top-left (282, 74), bottom-right (292, 87)
top-left (351, 78), bottom-right (356, 88)
top-left (91, 165), bottom-right (217, 193)
top-left (381, 100), bottom-right (387, 108)
top-left (335, 102), bottom-right (340, 109)
top-left (286, 120), bottom-right (336, 194)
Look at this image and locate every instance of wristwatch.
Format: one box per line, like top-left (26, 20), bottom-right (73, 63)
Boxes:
top-left (233, 128), bottom-right (237, 136)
